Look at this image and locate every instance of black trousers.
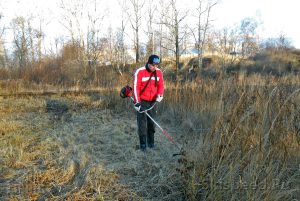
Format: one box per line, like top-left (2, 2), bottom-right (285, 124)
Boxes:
top-left (137, 100), bottom-right (156, 148)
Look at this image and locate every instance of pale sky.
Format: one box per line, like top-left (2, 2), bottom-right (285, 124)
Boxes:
top-left (1, 0), bottom-right (300, 51)
top-left (213, 0), bottom-right (300, 47)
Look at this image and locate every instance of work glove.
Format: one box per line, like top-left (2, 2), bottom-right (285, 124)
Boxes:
top-left (156, 95), bottom-right (163, 102)
top-left (134, 102), bottom-right (141, 112)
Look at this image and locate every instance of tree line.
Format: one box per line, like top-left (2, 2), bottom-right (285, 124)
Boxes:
top-left (0, 0), bottom-right (295, 84)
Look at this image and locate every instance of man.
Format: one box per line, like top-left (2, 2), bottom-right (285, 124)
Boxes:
top-left (133, 54), bottom-right (164, 151)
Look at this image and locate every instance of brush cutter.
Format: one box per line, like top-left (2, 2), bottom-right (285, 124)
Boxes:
top-left (120, 86), bottom-right (183, 156)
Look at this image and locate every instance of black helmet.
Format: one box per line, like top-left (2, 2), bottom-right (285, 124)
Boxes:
top-left (148, 54), bottom-right (160, 65)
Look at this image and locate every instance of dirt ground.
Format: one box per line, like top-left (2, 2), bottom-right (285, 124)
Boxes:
top-left (0, 94), bottom-right (184, 200)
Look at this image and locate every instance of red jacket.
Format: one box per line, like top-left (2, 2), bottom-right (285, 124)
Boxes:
top-left (133, 66), bottom-right (164, 103)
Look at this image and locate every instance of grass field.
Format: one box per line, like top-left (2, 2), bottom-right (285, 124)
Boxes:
top-left (0, 92), bottom-right (183, 200)
top-left (0, 74), bottom-right (300, 200)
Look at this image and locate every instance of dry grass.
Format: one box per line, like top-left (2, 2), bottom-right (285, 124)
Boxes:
top-left (0, 92), bottom-right (183, 200)
top-left (0, 95), bottom-right (142, 200)
top-left (164, 75), bottom-right (300, 200)
top-left (1, 74), bottom-right (300, 200)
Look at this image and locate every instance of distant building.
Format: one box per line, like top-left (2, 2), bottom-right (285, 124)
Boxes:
top-left (181, 48), bottom-right (199, 57)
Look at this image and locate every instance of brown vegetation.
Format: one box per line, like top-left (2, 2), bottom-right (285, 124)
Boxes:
top-left (1, 48), bottom-right (300, 200)
top-left (168, 78), bottom-right (300, 200)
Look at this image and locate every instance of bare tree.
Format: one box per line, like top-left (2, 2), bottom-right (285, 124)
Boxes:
top-left (11, 16), bottom-right (30, 69)
top-left (190, 0), bottom-right (217, 70)
top-left (27, 19), bottom-right (36, 64)
top-left (86, 0), bottom-right (106, 64)
top-left (239, 17), bottom-right (259, 58)
top-left (115, 0), bottom-right (128, 74)
top-left (213, 27), bottom-right (240, 70)
top-left (36, 21), bottom-right (43, 67)
top-left (124, 0), bottom-right (145, 63)
top-left (0, 38), bottom-right (6, 69)
top-left (59, 0), bottom-right (86, 62)
top-left (0, 13), bottom-right (7, 69)
top-left (53, 36), bottom-right (65, 58)
top-left (155, 0), bottom-right (172, 61)
top-left (59, 0), bottom-right (107, 79)
top-left (160, 0), bottom-right (188, 78)
top-left (106, 26), bottom-right (115, 65)
top-left (144, 0), bottom-right (156, 56)
top-left (261, 33), bottom-right (292, 52)
top-left (0, 12), bottom-right (5, 39)
top-left (277, 33), bottom-right (292, 50)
